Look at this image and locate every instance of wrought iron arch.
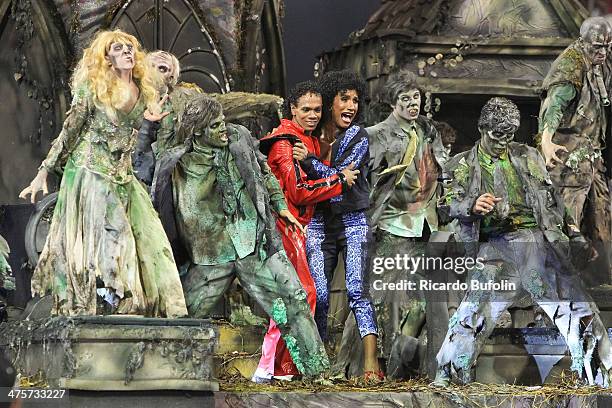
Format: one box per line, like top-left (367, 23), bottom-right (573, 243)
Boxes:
top-left (110, 0), bottom-right (230, 93)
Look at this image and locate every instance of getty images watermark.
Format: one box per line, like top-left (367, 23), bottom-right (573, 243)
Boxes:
top-left (371, 255), bottom-right (516, 292)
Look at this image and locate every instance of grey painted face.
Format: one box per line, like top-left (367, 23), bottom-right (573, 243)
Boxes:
top-left (195, 114), bottom-right (228, 148)
top-left (106, 42), bottom-right (135, 71)
top-left (477, 97), bottom-right (520, 157)
top-left (150, 53), bottom-right (176, 86)
top-left (393, 89), bottom-right (421, 122)
top-left (580, 19), bottom-right (611, 65)
top-left (480, 126), bottom-right (516, 157)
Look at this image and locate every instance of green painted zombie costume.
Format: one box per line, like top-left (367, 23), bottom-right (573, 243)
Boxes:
top-left (435, 141), bottom-right (612, 384)
top-left (333, 114), bottom-right (447, 379)
top-left (154, 123), bottom-right (329, 377)
top-left (31, 85), bottom-right (188, 318)
top-left (538, 41), bottom-right (610, 244)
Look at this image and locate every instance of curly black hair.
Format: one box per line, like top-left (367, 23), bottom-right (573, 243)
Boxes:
top-left (282, 80), bottom-right (321, 119)
top-left (318, 70), bottom-right (367, 126)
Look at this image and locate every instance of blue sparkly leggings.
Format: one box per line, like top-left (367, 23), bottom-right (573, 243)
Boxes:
top-left (306, 210), bottom-right (378, 341)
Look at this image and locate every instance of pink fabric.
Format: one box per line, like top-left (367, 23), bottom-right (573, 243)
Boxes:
top-left (255, 318), bottom-right (281, 378)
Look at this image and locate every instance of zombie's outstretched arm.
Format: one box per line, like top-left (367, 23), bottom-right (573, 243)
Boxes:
top-left (538, 84), bottom-right (576, 139)
top-left (538, 84), bottom-right (576, 166)
top-left (247, 133), bottom-right (288, 214)
top-left (267, 139), bottom-right (344, 207)
top-left (40, 85), bottom-right (92, 173)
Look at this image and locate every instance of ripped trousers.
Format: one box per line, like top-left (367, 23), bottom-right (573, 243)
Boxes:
top-left (436, 228), bottom-right (612, 384)
top-left (182, 250), bottom-right (329, 377)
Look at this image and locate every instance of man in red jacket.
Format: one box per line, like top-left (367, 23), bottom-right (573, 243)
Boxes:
top-left (253, 81), bottom-right (358, 382)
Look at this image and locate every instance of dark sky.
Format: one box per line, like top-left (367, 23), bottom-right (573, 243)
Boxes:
top-left (282, 0), bottom-right (381, 88)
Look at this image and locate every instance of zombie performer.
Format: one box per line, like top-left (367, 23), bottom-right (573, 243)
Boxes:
top-left (252, 81), bottom-right (359, 381)
top-left (19, 30), bottom-right (187, 317)
top-left (333, 70), bottom-right (447, 379)
top-left (538, 17), bottom-right (611, 246)
top-left (151, 94), bottom-right (329, 377)
top-left (133, 50), bottom-right (283, 185)
top-left (434, 97), bottom-right (612, 386)
top-left (298, 71), bottom-right (381, 379)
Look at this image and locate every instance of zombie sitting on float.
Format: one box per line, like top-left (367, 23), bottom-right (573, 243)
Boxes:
top-left (150, 93), bottom-right (329, 378)
top-left (434, 97), bottom-right (612, 387)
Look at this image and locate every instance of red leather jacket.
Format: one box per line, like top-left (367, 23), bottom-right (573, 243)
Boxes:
top-left (260, 119), bottom-right (343, 225)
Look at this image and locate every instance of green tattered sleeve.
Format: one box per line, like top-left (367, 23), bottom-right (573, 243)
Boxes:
top-left (261, 158), bottom-right (288, 213)
top-left (40, 85), bottom-right (92, 173)
top-left (538, 83), bottom-right (576, 134)
top-left (248, 132), bottom-right (287, 214)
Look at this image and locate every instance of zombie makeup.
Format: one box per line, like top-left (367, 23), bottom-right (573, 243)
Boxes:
top-left (149, 53), bottom-right (177, 86)
top-left (291, 92), bottom-right (322, 133)
top-left (477, 97), bottom-right (520, 157)
top-left (583, 39), bottom-right (609, 66)
top-left (580, 18), bottom-right (611, 66)
top-left (106, 42), bottom-right (135, 71)
top-left (393, 89), bottom-right (421, 122)
top-left (195, 114), bottom-right (228, 148)
top-left (331, 89), bottom-right (359, 130)
top-left (480, 127), bottom-right (516, 157)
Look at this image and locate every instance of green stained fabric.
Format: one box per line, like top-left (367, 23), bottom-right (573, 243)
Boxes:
top-left (31, 84), bottom-right (187, 317)
top-left (173, 139), bottom-right (259, 265)
top-left (537, 42), bottom-right (609, 235)
top-left (477, 147), bottom-right (537, 236)
top-left (182, 251), bottom-right (330, 377)
top-left (538, 83), bottom-right (576, 134)
top-left (154, 84), bottom-right (203, 157)
top-left (377, 122), bottom-right (440, 238)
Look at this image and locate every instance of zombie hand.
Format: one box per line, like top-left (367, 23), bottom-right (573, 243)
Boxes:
top-left (278, 209), bottom-right (305, 235)
top-left (471, 193), bottom-right (502, 216)
top-left (540, 129), bottom-right (568, 168)
top-left (19, 168), bottom-right (49, 204)
top-left (144, 94), bottom-right (170, 122)
top-left (293, 141), bottom-right (308, 161)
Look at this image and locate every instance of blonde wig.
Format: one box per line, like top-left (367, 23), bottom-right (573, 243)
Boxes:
top-left (146, 50), bottom-right (181, 90)
top-left (72, 29), bottom-right (158, 121)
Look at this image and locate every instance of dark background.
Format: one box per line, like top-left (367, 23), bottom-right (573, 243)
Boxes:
top-left (282, 0), bottom-right (381, 88)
